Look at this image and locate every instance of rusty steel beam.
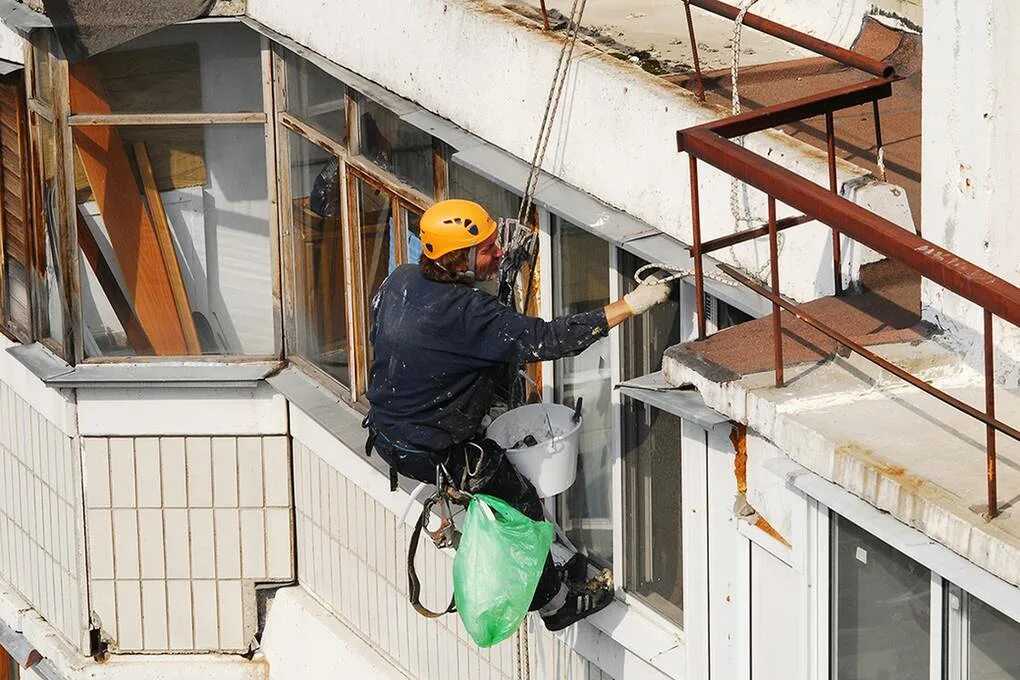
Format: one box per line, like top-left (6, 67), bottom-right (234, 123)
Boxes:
top-left (717, 262), bottom-right (1020, 447)
top-left (683, 0), bottom-right (706, 101)
top-left (695, 214), bottom-right (813, 255)
top-left (677, 77), bottom-right (893, 150)
top-left (985, 310), bottom-right (998, 519)
top-left (767, 197), bottom-right (784, 387)
top-left (686, 0), bottom-right (894, 77)
top-left (683, 129), bottom-right (1020, 329)
top-left (689, 156), bottom-right (706, 339)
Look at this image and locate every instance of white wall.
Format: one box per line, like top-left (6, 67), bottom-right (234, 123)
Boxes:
top-left (921, 0), bottom-right (1020, 382)
top-left (247, 0), bottom-right (914, 302)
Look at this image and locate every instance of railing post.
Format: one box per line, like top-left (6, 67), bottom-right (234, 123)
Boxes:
top-left (683, 0), bottom-right (706, 101)
top-left (825, 111), bottom-right (843, 296)
top-left (768, 196), bottom-right (784, 386)
top-left (689, 156), bottom-right (706, 340)
top-left (985, 309), bottom-right (998, 519)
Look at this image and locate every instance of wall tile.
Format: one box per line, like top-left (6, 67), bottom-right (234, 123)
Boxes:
top-left (141, 580), bottom-right (169, 650)
top-left (163, 508), bottom-right (191, 579)
top-left (237, 438), bottom-right (264, 508)
top-left (263, 436), bottom-right (290, 507)
top-left (111, 509), bottom-right (139, 580)
top-left (166, 580), bottom-right (193, 650)
top-left (137, 508), bottom-right (165, 579)
top-left (108, 439), bottom-right (136, 508)
top-left (240, 508), bottom-right (266, 580)
top-left (86, 509), bottom-right (115, 580)
top-left (185, 437), bottom-right (213, 508)
top-left (160, 438), bottom-right (188, 508)
top-left (81, 439), bottom-right (110, 508)
top-left (134, 438), bottom-right (162, 508)
top-left (91, 579), bottom-right (117, 639)
top-left (114, 580), bottom-right (143, 651)
top-left (189, 509), bottom-right (216, 579)
top-left (212, 438), bottom-right (239, 507)
top-left (192, 580), bottom-right (219, 649)
top-left (214, 508), bottom-right (241, 580)
top-left (217, 580), bottom-right (245, 651)
top-left (265, 507), bottom-right (291, 579)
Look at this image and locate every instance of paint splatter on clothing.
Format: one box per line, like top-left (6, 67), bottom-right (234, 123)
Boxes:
top-left (367, 264), bottom-right (608, 451)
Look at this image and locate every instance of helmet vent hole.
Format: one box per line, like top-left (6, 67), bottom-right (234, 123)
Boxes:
top-left (467, 224), bottom-right (479, 235)
top-left (425, 242), bottom-right (434, 252)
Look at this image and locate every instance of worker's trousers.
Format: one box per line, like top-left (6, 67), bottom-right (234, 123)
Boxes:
top-left (374, 435), bottom-right (562, 611)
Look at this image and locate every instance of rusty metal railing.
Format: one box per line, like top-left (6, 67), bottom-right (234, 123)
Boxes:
top-left (677, 0), bottom-right (1020, 519)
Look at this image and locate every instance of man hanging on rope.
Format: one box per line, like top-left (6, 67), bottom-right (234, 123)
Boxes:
top-left (364, 198), bottom-right (671, 631)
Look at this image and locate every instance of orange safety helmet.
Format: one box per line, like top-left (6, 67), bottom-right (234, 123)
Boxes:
top-left (419, 199), bottom-right (498, 259)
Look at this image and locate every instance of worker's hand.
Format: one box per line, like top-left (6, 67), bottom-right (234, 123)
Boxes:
top-left (623, 280), bottom-right (671, 315)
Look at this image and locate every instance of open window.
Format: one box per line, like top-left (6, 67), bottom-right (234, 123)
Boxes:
top-left (0, 72), bottom-right (33, 343)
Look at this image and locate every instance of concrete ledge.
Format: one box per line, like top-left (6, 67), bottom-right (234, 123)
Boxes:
top-left (664, 337), bottom-right (1020, 587)
top-left (259, 587), bottom-right (407, 679)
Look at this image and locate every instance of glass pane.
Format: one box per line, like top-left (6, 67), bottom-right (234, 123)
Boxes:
top-left (449, 162), bottom-right (521, 222)
top-left (69, 24), bottom-right (262, 114)
top-left (356, 94), bottom-right (433, 195)
top-left (619, 250), bottom-right (683, 381)
top-left (289, 132), bottom-right (349, 385)
top-left (37, 117), bottom-right (64, 349)
top-left (831, 515), bottom-right (930, 680)
top-left (355, 176), bottom-right (395, 368)
top-left (284, 51), bottom-right (346, 143)
top-left (403, 206), bottom-right (423, 264)
top-left (623, 398), bottom-right (683, 625)
top-left (74, 124), bottom-right (272, 356)
top-left (969, 595), bottom-right (1020, 679)
top-left (552, 217), bottom-right (612, 564)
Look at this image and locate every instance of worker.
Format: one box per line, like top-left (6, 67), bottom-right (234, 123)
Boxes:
top-left (365, 199), bottom-right (671, 631)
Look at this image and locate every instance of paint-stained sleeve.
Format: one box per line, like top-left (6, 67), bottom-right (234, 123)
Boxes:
top-left (463, 292), bottom-right (609, 364)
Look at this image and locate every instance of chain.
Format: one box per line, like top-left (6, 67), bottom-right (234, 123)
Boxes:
top-left (518, 0), bottom-right (589, 223)
top-left (726, 0), bottom-right (784, 280)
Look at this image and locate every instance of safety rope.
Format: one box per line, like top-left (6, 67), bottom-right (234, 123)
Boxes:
top-left (517, 0), bottom-right (589, 224)
top-left (633, 263), bottom-right (738, 287)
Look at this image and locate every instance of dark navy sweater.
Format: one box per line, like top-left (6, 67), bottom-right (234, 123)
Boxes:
top-left (366, 265), bottom-right (609, 451)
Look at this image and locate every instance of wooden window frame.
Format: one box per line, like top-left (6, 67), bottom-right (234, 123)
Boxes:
top-left (52, 25), bottom-right (281, 364)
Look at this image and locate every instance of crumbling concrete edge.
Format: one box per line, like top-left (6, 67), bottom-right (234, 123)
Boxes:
top-left (663, 345), bottom-right (1020, 587)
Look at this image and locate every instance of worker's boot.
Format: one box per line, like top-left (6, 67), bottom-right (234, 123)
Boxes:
top-left (540, 569), bottom-right (614, 632)
top-left (556, 552), bottom-right (588, 586)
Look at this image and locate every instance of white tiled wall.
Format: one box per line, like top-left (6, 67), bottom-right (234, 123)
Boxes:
top-left (292, 438), bottom-right (613, 680)
top-left (82, 436), bottom-right (293, 653)
top-left (0, 381), bottom-right (88, 652)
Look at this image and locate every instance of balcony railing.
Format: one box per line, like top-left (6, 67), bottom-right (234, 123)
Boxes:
top-left (677, 0), bottom-right (1020, 519)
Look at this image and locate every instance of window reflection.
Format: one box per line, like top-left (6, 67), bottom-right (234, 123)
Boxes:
top-left (285, 51), bottom-right (347, 143)
top-left (969, 595), bottom-right (1020, 680)
top-left (831, 514), bottom-right (930, 680)
top-left (552, 218), bottom-right (612, 565)
top-left (353, 176), bottom-right (395, 367)
top-left (289, 132), bottom-right (349, 385)
top-left (357, 95), bottom-right (433, 196)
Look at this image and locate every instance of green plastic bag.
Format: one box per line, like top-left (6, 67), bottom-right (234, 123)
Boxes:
top-left (452, 494), bottom-right (555, 647)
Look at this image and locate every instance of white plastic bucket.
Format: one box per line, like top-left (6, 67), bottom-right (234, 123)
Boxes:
top-left (485, 403), bottom-right (581, 497)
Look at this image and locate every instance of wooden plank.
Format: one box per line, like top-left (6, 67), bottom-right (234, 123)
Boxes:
top-left (133, 141), bottom-right (201, 353)
top-left (76, 211), bottom-right (154, 354)
top-left (68, 61), bottom-right (188, 355)
top-left (69, 112), bottom-right (267, 126)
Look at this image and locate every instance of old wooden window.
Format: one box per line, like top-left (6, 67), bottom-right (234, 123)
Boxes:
top-left (67, 24), bottom-right (273, 358)
top-left (354, 93), bottom-right (433, 197)
top-left (284, 51), bottom-right (346, 143)
top-left (0, 73), bottom-right (33, 342)
top-left (551, 216), bottom-right (613, 565)
top-left (27, 30), bottom-right (68, 356)
top-left (287, 131), bottom-right (349, 386)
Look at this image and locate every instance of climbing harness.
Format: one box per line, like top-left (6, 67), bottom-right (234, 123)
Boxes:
top-left (406, 465), bottom-right (469, 619)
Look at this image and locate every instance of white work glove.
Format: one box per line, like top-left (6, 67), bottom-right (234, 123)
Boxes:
top-left (623, 280), bottom-right (671, 315)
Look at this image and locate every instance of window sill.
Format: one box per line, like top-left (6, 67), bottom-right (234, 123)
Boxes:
top-left (618, 371), bottom-right (731, 431)
top-left (6, 343), bottom-right (283, 388)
